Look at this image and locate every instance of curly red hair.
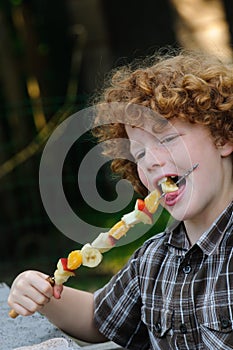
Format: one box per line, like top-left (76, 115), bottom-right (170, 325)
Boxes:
top-left (92, 49), bottom-right (233, 196)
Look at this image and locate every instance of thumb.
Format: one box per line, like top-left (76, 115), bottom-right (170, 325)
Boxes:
top-left (53, 284), bottom-right (63, 299)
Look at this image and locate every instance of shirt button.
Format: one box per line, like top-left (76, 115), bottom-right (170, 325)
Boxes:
top-left (155, 322), bottom-right (162, 333)
top-left (183, 265), bottom-right (192, 274)
top-left (221, 317), bottom-right (231, 329)
top-left (180, 323), bottom-right (188, 334)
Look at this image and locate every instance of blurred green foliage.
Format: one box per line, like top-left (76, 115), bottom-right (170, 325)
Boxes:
top-left (0, 0), bottom-right (173, 291)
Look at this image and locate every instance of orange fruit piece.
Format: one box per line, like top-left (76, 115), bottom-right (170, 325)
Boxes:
top-left (67, 250), bottom-right (82, 270)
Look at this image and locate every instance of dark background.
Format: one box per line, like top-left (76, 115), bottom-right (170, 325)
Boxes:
top-left (0, 0), bottom-right (232, 287)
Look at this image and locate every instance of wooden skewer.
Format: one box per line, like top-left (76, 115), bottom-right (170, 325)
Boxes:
top-left (9, 276), bottom-right (55, 319)
top-left (9, 309), bottom-right (18, 319)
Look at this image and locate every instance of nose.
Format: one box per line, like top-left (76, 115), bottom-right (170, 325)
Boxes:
top-left (144, 148), bottom-right (165, 170)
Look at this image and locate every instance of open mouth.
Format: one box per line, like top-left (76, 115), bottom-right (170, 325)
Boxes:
top-left (157, 175), bottom-right (186, 194)
top-left (156, 164), bottom-right (198, 206)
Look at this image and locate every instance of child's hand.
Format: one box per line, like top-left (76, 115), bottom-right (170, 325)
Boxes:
top-left (8, 270), bottom-right (62, 316)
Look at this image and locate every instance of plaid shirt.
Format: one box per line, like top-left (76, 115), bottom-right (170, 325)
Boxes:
top-left (94, 201), bottom-right (233, 350)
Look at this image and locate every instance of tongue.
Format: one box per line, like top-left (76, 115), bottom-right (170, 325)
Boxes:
top-left (164, 190), bottom-right (180, 206)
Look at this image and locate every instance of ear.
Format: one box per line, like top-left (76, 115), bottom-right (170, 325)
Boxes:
top-left (218, 141), bottom-right (233, 157)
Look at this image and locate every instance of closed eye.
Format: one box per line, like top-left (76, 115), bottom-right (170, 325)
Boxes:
top-left (160, 134), bottom-right (180, 145)
top-left (134, 150), bottom-right (145, 162)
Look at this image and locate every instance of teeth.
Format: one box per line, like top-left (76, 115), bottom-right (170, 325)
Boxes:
top-left (158, 175), bottom-right (179, 187)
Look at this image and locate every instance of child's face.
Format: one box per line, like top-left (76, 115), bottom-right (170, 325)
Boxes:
top-left (125, 118), bottom-right (233, 222)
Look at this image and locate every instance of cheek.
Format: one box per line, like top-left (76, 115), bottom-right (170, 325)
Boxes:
top-left (137, 165), bottom-right (150, 189)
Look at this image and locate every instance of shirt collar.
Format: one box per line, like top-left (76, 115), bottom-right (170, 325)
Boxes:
top-left (165, 201), bottom-right (233, 256)
top-left (165, 220), bottom-right (189, 253)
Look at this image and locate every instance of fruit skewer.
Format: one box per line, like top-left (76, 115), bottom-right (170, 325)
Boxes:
top-left (9, 164), bottom-right (198, 318)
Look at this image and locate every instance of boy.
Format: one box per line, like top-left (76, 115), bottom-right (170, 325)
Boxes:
top-left (8, 50), bottom-right (233, 349)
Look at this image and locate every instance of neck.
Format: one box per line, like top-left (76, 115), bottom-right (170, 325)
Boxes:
top-left (184, 220), bottom-right (213, 246)
top-left (184, 196), bottom-right (233, 246)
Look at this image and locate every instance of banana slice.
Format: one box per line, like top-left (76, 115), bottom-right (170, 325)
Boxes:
top-left (81, 243), bottom-right (103, 267)
top-left (122, 211), bottom-right (141, 226)
top-left (134, 209), bottom-right (153, 225)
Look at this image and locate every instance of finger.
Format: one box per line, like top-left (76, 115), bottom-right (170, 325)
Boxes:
top-left (53, 284), bottom-right (63, 299)
top-left (30, 273), bottom-right (54, 299)
top-left (12, 282), bottom-right (51, 307)
top-left (20, 273), bottom-right (54, 299)
top-left (9, 304), bottom-right (33, 317)
top-left (9, 295), bottom-right (42, 317)
top-left (13, 271), bottom-right (53, 299)
top-left (8, 288), bottom-right (50, 318)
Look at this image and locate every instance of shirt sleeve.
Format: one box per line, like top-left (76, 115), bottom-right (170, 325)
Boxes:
top-left (93, 248), bottom-right (149, 350)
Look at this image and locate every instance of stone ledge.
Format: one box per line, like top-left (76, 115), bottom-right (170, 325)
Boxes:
top-left (1, 283), bottom-right (125, 350)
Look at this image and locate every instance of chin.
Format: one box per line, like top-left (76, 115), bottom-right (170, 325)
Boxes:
top-left (166, 203), bottom-right (193, 222)
top-left (170, 212), bottom-right (186, 222)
